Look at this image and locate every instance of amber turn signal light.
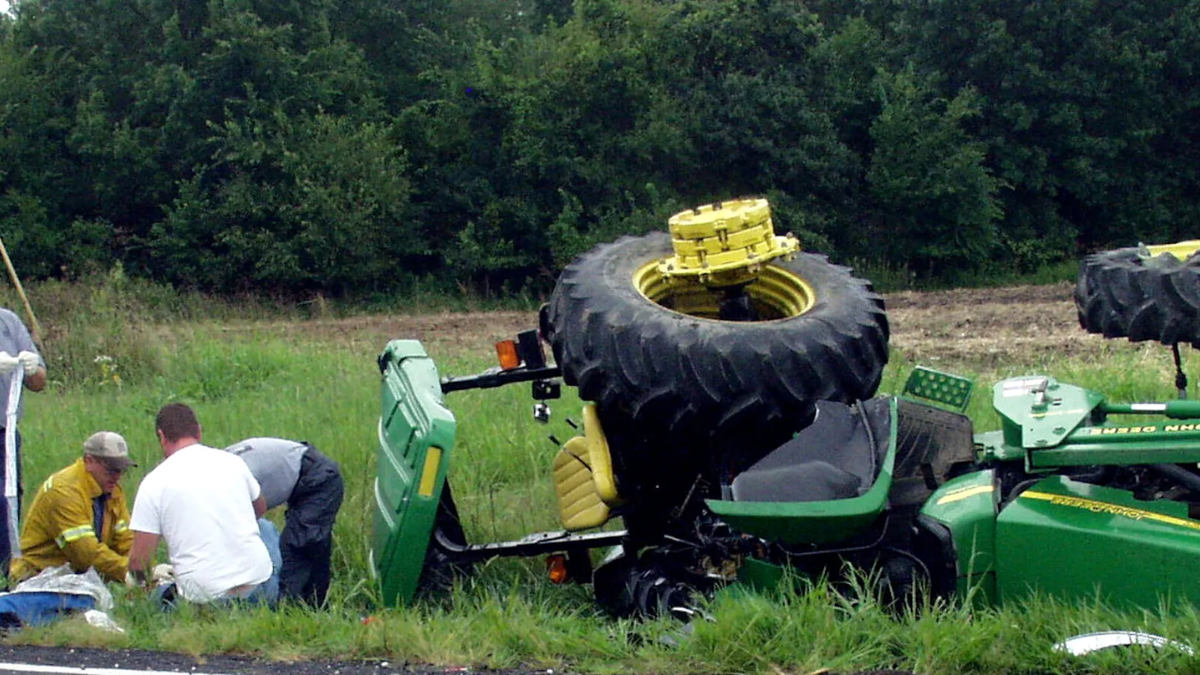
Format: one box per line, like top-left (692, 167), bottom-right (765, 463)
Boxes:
top-left (546, 554), bottom-right (569, 584)
top-left (495, 340), bottom-right (520, 370)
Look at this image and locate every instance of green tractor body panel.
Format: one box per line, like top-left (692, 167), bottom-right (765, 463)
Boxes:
top-left (921, 470), bottom-right (998, 604)
top-left (995, 475), bottom-right (1200, 608)
top-left (1033, 421), bottom-right (1200, 466)
top-left (371, 340), bottom-right (455, 606)
top-left (706, 399), bottom-right (898, 545)
top-left (736, 556), bottom-right (789, 592)
top-left (992, 377), bottom-right (1104, 449)
top-left (986, 375), bottom-right (1200, 467)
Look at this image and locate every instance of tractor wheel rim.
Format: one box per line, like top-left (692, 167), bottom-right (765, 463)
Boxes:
top-left (632, 261), bottom-right (816, 321)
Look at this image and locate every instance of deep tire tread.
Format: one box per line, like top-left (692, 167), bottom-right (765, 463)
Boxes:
top-left (546, 233), bottom-right (890, 492)
top-left (1076, 247), bottom-right (1200, 347)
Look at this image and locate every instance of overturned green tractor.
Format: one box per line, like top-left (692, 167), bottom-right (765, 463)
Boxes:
top-left (371, 220), bottom-right (1200, 616)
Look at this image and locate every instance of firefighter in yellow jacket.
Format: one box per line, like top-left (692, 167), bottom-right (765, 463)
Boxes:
top-left (8, 432), bottom-right (137, 585)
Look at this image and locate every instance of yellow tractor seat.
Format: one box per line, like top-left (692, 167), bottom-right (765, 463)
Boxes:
top-left (553, 404), bottom-right (624, 530)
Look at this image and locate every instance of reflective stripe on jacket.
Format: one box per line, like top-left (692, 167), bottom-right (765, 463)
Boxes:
top-left (9, 458), bottom-right (132, 584)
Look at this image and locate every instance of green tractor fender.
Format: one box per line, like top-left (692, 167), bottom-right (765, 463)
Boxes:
top-left (371, 340), bottom-right (455, 606)
top-left (920, 470), bottom-right (999, 605)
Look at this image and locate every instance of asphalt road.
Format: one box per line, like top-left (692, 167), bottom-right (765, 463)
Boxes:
top-left (0, 645), bottom-right (434, 675)
top-left (0, 646), bottom-right (917, 675)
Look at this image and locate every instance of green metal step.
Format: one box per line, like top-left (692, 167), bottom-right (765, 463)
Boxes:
top-left (903, 366), bottom-right (974, 412)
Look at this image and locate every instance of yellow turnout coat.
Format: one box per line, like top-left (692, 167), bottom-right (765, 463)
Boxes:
top-left (8, 458), bottom-right (132, 584)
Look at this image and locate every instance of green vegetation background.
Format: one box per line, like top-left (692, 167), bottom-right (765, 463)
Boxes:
top-left (3, 0), bottom-right (1198, 299)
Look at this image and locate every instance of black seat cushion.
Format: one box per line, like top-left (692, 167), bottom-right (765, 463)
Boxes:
top-left (731, 398), bottom-right (892, 503)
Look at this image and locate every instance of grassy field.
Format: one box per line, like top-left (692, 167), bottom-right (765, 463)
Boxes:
top-left (2, 278), bottom-right (1200, 674)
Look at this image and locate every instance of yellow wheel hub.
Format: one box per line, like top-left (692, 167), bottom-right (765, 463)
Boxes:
top-left (658, 198), bottom-right (799, 287)
top-left (1144, 240), bottom-right (1200, 261)
top-left (636, 198), bottom-right (810, 320)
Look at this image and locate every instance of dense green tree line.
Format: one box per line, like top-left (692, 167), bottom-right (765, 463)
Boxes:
top-left (1, 0), bottom-right (1197, 295)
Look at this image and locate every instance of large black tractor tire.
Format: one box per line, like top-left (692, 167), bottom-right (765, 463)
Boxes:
top-left (544, 233), bottom-right (889, 501)
top-left (1076, 247), bottom-right (1200, 347)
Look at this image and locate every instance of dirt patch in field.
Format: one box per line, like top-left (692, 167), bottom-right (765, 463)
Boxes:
top-left (886, 282), bottom-right (1095, 368)
top-left (208, 281), bottom-right (1171, 374)
top-left (209, 310), bottom-right (539, 356)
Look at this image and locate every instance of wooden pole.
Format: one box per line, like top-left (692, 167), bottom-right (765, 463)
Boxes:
top-left (0, 234), bottom-right (43, 353)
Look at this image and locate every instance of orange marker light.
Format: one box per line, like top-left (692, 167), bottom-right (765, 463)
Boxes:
top-left (546, 554), bottom-right (569, 584)
top-left (495, 340), bottom-right (520, 370)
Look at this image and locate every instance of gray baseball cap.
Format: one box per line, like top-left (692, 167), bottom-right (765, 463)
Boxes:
top-left (83, 431), bottom-right (138, 470)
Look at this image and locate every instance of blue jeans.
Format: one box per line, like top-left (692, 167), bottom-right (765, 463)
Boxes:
top-left (155, 518), bottom-right (283, 609)
top-left (246, 518), bottom-right (282, 606)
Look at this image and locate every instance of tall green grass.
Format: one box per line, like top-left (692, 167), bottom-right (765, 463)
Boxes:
top-left (0, 269), bottom-right (547, 390)
top-left (6, 279), bottom-right (1200, 673)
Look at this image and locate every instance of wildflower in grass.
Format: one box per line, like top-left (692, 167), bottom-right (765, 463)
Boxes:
top-left (94, 355), bottom-right (122, 388)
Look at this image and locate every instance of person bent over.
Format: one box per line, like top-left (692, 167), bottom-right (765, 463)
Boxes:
top-left (225, 438), bottom-right (343, 607)
top-left (8, 432), bottom-right (136, 584)
top-left (129, 403), bottom-right (279, 605)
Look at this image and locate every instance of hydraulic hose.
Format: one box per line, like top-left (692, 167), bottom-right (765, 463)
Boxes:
top-left (1149, 463), bottom-right (1200, 494)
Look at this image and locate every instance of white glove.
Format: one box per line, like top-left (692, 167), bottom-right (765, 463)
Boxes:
top-left (0, 352), bottom-right (18, 376)
top-left (152, 563), bottom-right (174, 583)
top-left (17, 351), bottom-right (39, 376)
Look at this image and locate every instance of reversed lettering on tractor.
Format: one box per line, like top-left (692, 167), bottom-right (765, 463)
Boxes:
top-left (1078, 425), bottom-right (1179, 435)
top-left (1022, 491), bottom-right (1200, 531)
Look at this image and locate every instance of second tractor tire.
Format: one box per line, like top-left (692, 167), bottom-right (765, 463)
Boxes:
top-left (1076, 247), bottom-right (1200, 347)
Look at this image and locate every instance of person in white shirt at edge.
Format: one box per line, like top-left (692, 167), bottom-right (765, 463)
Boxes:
top-left (128, 403), bottom-right (281, 606)
top-left (0, 307), bottom-right (48, 576)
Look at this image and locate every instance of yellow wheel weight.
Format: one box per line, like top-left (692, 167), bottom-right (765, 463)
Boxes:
top-left (657, 198), bottom-right (799, 287)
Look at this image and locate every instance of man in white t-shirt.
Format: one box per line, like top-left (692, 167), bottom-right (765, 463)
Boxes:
top-left (128, 403), bottom-right (280, 605)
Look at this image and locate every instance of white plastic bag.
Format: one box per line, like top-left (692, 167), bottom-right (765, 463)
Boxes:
top-left (83, 609), bottom-right (125, 633)
top-left (10, 563), bottom-right (114, 611)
